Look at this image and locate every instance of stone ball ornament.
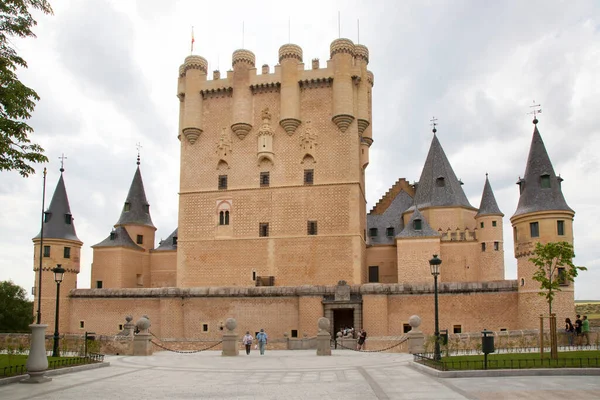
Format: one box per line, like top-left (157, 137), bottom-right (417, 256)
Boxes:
top-left (136, 315), bottom-right (151, 331)
top-left (225, 318), bottom-right (237, 332)
top-left (408, 315), bottom-right (422, 330)
top-left (317, 317), bottom-right (330, 332)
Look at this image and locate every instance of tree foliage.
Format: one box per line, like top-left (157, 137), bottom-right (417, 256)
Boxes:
top-left (530, 241), bottom-right (586, 315)
top-left (0, 0), bottom-right (53, 177)
top-left (0, 280), bottom-right (33, 332)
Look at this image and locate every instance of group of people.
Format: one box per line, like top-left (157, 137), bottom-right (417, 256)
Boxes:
top-left (336, 326), bottom-right (368, 350)
top-left (242, 329), bottom-right (268, 355)
top-left (564, 314), bottom-right (591, 346)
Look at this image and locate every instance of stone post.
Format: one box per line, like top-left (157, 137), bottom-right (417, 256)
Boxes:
top-left (406, 315), bottom-right (425, 354)
top-left (21, 324), bottom-right (51, 383)
top-left (133, 315), bottom-right (153, 356)
top-left (221, 318), bottom-right (239, 356)
top-left (316, 317), bottom-right (331, 356)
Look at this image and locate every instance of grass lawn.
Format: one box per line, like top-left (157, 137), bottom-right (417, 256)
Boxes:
top-left (434, 351), bottom-right (600, 370)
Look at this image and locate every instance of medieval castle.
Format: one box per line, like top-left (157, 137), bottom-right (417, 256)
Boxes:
top-left (32, 38), bottom-right (575, 340)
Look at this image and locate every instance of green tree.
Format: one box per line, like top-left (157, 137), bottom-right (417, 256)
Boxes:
top-left (530, 241), bottom-right (586, 315)
top-left (0, 0), bottom-right (53, 177)
top-left (0, 280), bottom-right (33, 332)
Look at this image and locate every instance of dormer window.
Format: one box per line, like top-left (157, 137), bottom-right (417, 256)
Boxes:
top-left (65, 214), bottom-right (72, 224)
top-left (386, 227), bottom-right (395, 237)
top-left (144, 204), bottom-right (150, 213)
top-left (110, 231), bottom-right (116, 240)
top-left (413, 219), bottom-right (422, 230)
top-left (540, 174), bottom-right (551, 188)
top-left (44, 212), bottom-right (51, 223)
top-left (436, 177), bottom-right (445, 187)
top-left (124, 202), bottom-right (131, 212)
top-left (369, 228), bottom-right (378, 237)
top-left (172, 236), bottom-right (178, 246)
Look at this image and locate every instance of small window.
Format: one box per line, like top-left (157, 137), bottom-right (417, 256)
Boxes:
top-left (513, 226), bottom-right (518, 241)
top-left (403, 323), bottom-right (412, 333)
top-left (530, 222), bottom-right (539, 238)
top-left (307, 220), bottom-right (318, 235)
top-left (368, 266), bottom-right (379, 283)
top-left (218, 175), bottom-right (228, 190)
top-left (79, 321), bottom-right (85, 329)
top-left (259, 223), bottom-right (269, 237)
top-left (124, 202), bottom-right (131, 212)
top-left (43, 245), bottom-right (50, 257)
top-left (541, 174), bottom-right (551, 188)
top-left (520, 278), bottom-right (525, 286)
top-left (436, 177), bottom-right (445, 187)
top-left (492, 221), bottom-right (497, 227)
top-left (557, 267), bottom-right (568, 286)
top-left (494, 241), bottom-right (499, 251)
top-left (65, 214), bottom-right (72, 224)
top-left (386, 227), bottom-right (395, 237)
top-left (202, 324), bottom-right (209, 332)
top-left (172, 236), bottom-right (178, 246)
top-left (43, 212), bottom-right (51, 223)
top-left (369, 228), bottom-right (378, 237)
top-left (119, 324), bottom-right (123, 330)
top-left (136, 235), bottom-right (143, 244)
top-left (453, 325), bottom-right (462, 334)
top-left (304, 169), bottom-right (314, 185)
top-left (413, 219), bottom-right (422, 231)
top-left (219, 210), bottom-right (230, 226)
top-left (110, 231), bottom-right (116, 240)
top-left (260, 172), bottom-right (270, 187)
top-left (481, 242), bottom-right (486, 252)
top-left (64, 247), bottom-right (71, 259)
top-left (252, 270), bottom-right (256, 281)
top-left (96, 280), bottom-right (103, 289)
top-left (557, 220), bottom-right (565, 236)
top-left (500, 328), bottom-right (508, 332)
top-left (291, 330), bottom-right (298, 338)
top-left (143, 204), bottom-right (150, 213)
top-left (480, 222), bottom-right (484, 228)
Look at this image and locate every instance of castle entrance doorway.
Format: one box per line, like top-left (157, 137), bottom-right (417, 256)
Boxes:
top-left (333, 308), bottom-right (354, 335)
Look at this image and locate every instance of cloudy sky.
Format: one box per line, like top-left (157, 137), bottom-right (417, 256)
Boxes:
top-left (1, 0), bottom-right (598, 300)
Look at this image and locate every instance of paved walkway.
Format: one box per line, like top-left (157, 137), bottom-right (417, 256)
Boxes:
top-left (1, 350), bottom-right (599, 399)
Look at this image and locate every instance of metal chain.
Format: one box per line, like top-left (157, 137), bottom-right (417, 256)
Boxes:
top-left (332, 335), bottom-right (409, 353)
top-left (148, 330), bottom-right (223, 354)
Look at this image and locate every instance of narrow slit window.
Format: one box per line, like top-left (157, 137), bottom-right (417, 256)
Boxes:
top-left (304, 169), bottom-right (314, 185)
top-left (260, 172), bottom-right (270, 187)
top-left (557, 220), bottom-right (565, 236)
top-left (259, 223), bottom-right (269, 237)
top-left (494, 241), bottom-right (499, 251)
top-left (307, 220), bottom-right (318, 235)
top-left (218, 175), bottom-right (228, 190)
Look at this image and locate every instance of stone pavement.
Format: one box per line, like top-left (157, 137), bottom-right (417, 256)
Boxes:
top-left (1, 350), bottom-right (599, 400)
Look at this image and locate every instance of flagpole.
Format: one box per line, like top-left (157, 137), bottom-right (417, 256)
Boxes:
top-left (191, 26), bottom-right (195, 54)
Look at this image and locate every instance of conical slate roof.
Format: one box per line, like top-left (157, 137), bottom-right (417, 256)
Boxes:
top-left (513, 125), bottom-right (573, 217)
top-left (115, 166), bottom-right (155, 228)
top-left (409, 134), bottom-right (474, 211)
top-left (476, 175), bottom-right (504, 217)
top-left (397, 208), bottom-right (440, 238)
top-left (92, 226), bottom-right (143, 250)
top-left (155, 228), bottom-right (178, 251)
top-left (33, 171), bottom-right (81, 242)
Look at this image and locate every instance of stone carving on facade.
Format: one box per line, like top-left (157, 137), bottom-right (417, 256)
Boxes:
top-left (334, 280), bottom-right (350, 302)
top-left (216, 127), bottom-right (232, 165)
top-left (299, 120), bottom-right (317, 161)
top-left (257, 108), bottom-right (275, 165)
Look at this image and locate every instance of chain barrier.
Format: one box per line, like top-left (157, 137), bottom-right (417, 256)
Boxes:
top-left (331, 335), bottom-right (409, 353)
top-left (148, 330), bottom-right (223, 354)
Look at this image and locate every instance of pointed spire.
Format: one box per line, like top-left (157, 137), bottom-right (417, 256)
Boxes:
top-left (476, 174), bottom-right (504, 217)
top-left (92, 226), bottom-right (143, 249)
top-left (410, 134), bottom-right (474, 211)
top-left (34, 170), bottom-right (81, 242)
top-left (115, 165), bottom-right (155, 228)
top-left (513, 123), bottom-right (573, 217)
top-left (155, 228), bottom-right (178, 251)
top-left (397, 208), bottom-right (440, 238)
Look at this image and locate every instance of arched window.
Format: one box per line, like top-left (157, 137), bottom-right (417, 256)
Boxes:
top-left (217, 200), bottom-right (232, 226)
top-left (225, 210), bottom-right (229, 225)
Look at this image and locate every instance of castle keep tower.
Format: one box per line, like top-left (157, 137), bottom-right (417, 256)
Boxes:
top-left (32, 167), bottom-right (82, 332)
top-left (511, 120), bottom-right (575, 328)
top-left (176, 39), bottom-right (374, 287)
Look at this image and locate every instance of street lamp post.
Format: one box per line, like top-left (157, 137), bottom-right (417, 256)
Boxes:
top-left (51, 265), bottom-right (65, 357)
top-left (429, 254), bottom-right (442, 361)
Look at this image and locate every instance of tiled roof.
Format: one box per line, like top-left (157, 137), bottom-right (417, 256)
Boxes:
top-left (513, 125), bottom-right (573, 217)
top-left (476, 175), bottom-right (504, 217)
top-left (397, 208), bottom-right (440, 238)
top-left (367, 190), bottom-right (413, 245)
top-left (33, 172), bottom-right (81, 242)
top-left (115, 166), bottom-right (155, 228)
top-left (92, 226), bottom-right (143, 250)
top-left (408, 134), bottom-right (474, 211)
top-left (155, 228), bottom-right (178, 251)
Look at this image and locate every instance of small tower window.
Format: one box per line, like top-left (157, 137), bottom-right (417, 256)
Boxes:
top-left (144, 204), bottom-right (150, 213)
top-left (494, 241), bottom-right (499, 251)
top-left (520, 278), bottom-right (525, 286)
top-left (557, 220), bottom-right (565, 236)
top-left (65, 214), bottom-right (72, 224)
top-left (480, 222), bottom-right (484, 228)
top-left (492, 221), bottom-right (497, 227)
top-left (64, 247), bottom-right (71, 259)
top-left (513, 226), bottom-right (518, 241)
top-left (386, 227), bottom-right (395, 237)
top-left (481, 243), bottom-right (486, 252)
top-left (172, 236), bottom-right (178, 246)
top-left (436, 177), bottom-right (445, 187)
top-left (530, 222), bottom-right (539, 238)
top-left (218, 175), bottom-right (228, 190)
top-left (413, 219), bottom-right (422, 231)
top-left (307, 220), bottom-right (318, 235)
top-left (369, 228), bottom-right (378, 237)
top-left (540, 174), bottom-right (551, 188)
top-left (124, 202), bottom-right (131, 212)
top-left (260, 172), bottom-right (270, 187)
top-left (43, 245), bottom-right (50, 257)
top-left (110, 230), bottom-right (116, 240)
top-left (259, 223), bottom-right (269, 237)
top-left (304, 169), bottom-right (314, 185)
top-left (43, 212), bottom-right (51, 223)
top-left (96, 280), bottom-right (103, 289)
top-left (136, 235), bottom-right (143, 244)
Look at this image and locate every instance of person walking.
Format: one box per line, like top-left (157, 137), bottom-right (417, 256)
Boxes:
top-left (565, 318), bottom-right (575, 346)
top-left (256, 328), bottom-right (268, 355)
top-left (582, 315), bottom-right (591, 346)
top-left (575, 314), bottom-right (583, 346)
top-left (242, 331), bottom-right (253, 355)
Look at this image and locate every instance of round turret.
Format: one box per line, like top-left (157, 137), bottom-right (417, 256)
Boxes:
top-left (178, 64), bottom-right (185, 78)
top-left (354, 44), bottom-right (369, 64)
top-left (232, 49), bottom-right (255, 67)
top-left (330, 38), bottom-right (355, 58)
top-left (366, 71), bottom-right (374, 86)
top-left (183, 55), bottom-right (208, 75)
top-left (279, 44), bottom-right (303, 63)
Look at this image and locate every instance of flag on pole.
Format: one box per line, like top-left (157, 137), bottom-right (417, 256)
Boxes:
top-left (191, 26), bottom-right (195, 54)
